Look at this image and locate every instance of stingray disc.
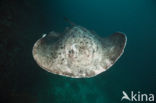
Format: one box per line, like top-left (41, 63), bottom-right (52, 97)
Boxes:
top-left (32, 26), bottom-right (127, 78)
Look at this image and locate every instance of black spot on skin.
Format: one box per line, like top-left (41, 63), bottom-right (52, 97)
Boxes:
top-left (69, 50), bottom-right (74, 54)
top-left (93, 50), bottom-right (95, 53)
top-left (79, 70), bottom-right (83, 73)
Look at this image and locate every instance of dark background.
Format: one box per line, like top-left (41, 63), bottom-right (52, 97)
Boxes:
top-left (0, 0), bottom-right (156, 103)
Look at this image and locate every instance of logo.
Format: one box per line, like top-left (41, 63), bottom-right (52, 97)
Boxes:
top-left (121, 91), bottom-right (155, 102)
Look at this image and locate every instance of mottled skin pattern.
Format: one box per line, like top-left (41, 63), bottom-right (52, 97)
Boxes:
top-left (33, 26), bottom-right (127, 78)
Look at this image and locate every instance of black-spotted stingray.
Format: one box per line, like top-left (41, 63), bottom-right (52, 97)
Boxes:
top-left (32, 19), bottom-right (127, 78)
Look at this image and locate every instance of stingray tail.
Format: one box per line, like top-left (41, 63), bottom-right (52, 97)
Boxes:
top-left (64, 17), bottom-right (75, 26)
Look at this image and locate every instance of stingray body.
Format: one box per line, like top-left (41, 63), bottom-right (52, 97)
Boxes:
top-left (32, 24), bottom-right (127, 78)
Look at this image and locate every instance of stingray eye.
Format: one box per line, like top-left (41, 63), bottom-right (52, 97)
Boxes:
top-left (32, 26), bottom-right (127, 78)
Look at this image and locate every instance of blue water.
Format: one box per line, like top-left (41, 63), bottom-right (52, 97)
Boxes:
top-left (1, 0), bottom-right (156, 103)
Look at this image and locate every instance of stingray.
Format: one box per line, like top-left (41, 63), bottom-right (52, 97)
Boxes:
top-left (32, 19), bottom-right (127, 78)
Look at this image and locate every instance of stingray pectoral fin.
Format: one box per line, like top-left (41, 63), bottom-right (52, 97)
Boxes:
top-left (109, 32), bottom-right (127, 58)
top-left (43, 31), bottom-right (60, 45)
top-left (101, 32), bottom-right (127, 68)
top-left (32, 31), bottom-right (60, 71)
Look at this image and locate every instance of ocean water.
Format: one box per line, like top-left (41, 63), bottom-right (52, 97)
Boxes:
top-left (0, 0), bottom-right (156, 103)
